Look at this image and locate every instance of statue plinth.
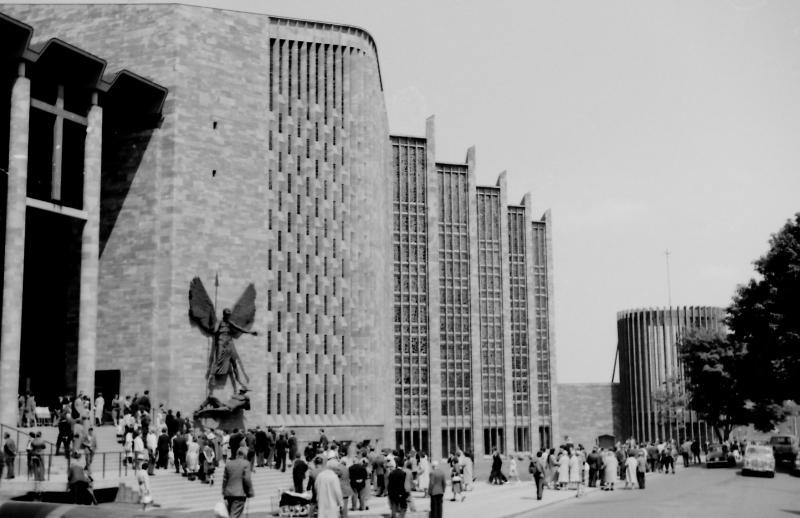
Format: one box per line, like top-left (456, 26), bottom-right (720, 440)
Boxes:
top-left (193, 385), bottom-right (251, 432)
top-left (195, 409), bottom-right (246, 432)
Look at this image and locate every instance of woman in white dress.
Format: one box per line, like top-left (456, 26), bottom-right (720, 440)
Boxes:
top-left (624, 452), bottom-right (638, 489)
top-left (186, 435), bottom-right (200, 476)
top-left (417, 452), bottom-right (431, 496)
top-left (557, 450), bottom-right (570, 489)
top-left (603, 451), bottom-right (618, 491)
top-left (461, 452), bottom-right (474, 490)
top-left (568, 451), bottom-right (581, 489)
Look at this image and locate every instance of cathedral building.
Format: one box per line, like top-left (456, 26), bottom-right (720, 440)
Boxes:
top-left (0, 4), bottom-right (557, 452)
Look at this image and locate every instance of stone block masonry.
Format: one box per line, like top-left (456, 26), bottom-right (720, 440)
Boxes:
top-left (3, 4), bottom-right (394, 443)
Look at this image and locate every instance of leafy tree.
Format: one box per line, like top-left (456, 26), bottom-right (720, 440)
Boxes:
top-left (679, 330), bottom-right (749, 442)
top-left (728, 213), bottom-right (800, 408)
top-left (680, 213), bottom-right (800, 437)
top-left (653, 375), bottom-right (686, 425)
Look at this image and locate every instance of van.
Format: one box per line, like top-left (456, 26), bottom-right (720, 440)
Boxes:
top-left (769, 435), bottom-right (799, 464)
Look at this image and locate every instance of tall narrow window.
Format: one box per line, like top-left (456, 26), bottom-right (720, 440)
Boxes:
top-left (269, 39), bottom-right (275, 110)
top-left (278, 40), bottom-right (284, 96)
top-left (288, 41), bottom-right (293, 115)
top-left (341, 375), bottom-right (346, 413)
top-left (324, 374), bottom-right (328, 413)
top-left (267, 372), bottom-right (272, 414)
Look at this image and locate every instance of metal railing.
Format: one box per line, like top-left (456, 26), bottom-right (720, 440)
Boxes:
top-left (0, 422), bottom-right (56, 480)
top-left (1, 422), bottom-right (131, 482)
top-left (5, 451), bottom-right (131, 482)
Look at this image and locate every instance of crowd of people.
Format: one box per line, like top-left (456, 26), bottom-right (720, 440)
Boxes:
top-left (12, 390), bottom-right (728, 517)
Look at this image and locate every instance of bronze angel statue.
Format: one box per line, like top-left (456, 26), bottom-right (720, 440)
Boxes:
top-left (189, 277), bottom-right (258, 396)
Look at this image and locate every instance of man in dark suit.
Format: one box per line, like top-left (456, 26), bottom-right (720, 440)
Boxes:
top-left (349, 457), bottom-right (369, 511)
top-left (428, 460), bottom-right (447, 518)
top-left (288, 430), bottom-right (298, 461)
top-left (266, 428), bottom-right (275, 468)
top-left (157, 428), bottom-right (171, 469)
top-left (172, 432), bottom-right (187, 475)
top-left (165, 410), bottom-right (178, 438)
top-left (532, 451), bottom-right (547, 500)
top-left (292, 453), bottom-right (308, 493)
top-left (587, 447), bottom-right (601, 487)
top-left (275, 433), bottom-right (288, 472)
top-left (387, 455), bottom-right (411, 517)
top-left (229, 429), bottom-right (244, 460)
top-left (223, 448), bottom-right (254, 518)
top-left (255, 427), bottom-right (268, 467)
top-left (245, 429), bottom-right (256, 470)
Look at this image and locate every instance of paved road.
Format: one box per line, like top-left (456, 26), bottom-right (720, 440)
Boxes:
top-left (528, 465), bottom-right (800, 518)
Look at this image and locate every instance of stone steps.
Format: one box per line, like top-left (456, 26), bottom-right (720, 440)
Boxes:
top-left (136, 466), bottom-right (294, 514)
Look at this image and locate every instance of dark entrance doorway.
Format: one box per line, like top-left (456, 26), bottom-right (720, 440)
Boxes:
top-left (94, 369), bottom-right (120, 421)
top-left (19, 207), bottom-right (82, 407)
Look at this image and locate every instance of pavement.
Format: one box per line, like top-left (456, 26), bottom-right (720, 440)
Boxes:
top-left (125, 473), bottom-right (599, 518)
top-left (3, 441), bottom-right (798, 518)
top-left (530, 463), bottom-right (800, 518)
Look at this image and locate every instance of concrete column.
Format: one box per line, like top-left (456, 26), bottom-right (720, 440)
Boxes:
top-left (521, 194), bottom-right (540, 450)
top-left (424, 116), bottom-right (443, 459)
top-left (0, 65), bottom-right (30, 427)
top-left (542, 210), bottom-right (560, 445)
top-left (76, 100), bottom-right (102, 398)
top-left (496, 172), bottom-right (515, 455)
top-left (465, 146), bottom-right (484, 457)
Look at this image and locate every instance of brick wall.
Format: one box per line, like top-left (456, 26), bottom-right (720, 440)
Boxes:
top-left (557, 382), bottom-right (623, 448)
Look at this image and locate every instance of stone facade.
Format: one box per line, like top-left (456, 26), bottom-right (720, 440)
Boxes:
top-left (2, 5), bottom-right (557, 451)
top-left (3, 4), bottom-right (393, 443)
top-left (557, 383), bottom-right (623, 448)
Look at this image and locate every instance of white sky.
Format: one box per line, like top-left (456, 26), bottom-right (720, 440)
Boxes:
top-left (14, 0), bottom-right (800, 383)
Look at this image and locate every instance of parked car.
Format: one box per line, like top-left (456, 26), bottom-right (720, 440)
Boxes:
top-left (769, 435), bottom-right (799, 465)
top-left (706, 443), bottom-right (736, 468)
top-left (793, 452), bottom-right (800, 476)
top-left (742, 445), bottom-right (775, 477)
